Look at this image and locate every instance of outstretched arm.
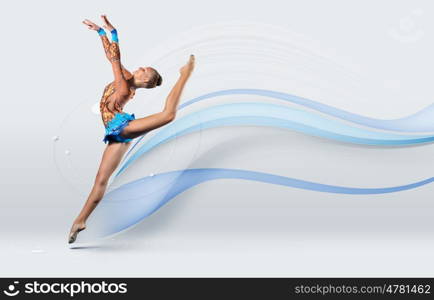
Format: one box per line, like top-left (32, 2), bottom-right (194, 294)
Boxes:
top-left (99, 15), bottom-right (133, 79)
top-left (101, 15), bottom-right (133, 79)
top-left (106, 42), bottom-right (130, 96)
top-left (99, 34), bottom-right (133, 80)
top-left (82, 17), bottom-right (130, 96)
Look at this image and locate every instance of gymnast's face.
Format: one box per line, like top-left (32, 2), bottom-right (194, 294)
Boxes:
top-left (133, 67), bottom-right (155, 88)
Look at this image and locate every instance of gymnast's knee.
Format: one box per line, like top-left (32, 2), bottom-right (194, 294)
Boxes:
top-left (162, 110), bottom-right (176, 123)
top-left (94, 173), bottom-right (109, 187)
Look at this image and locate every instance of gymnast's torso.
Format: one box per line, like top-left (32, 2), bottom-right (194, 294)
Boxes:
top-left (99, 81), bottom-right (135, 127)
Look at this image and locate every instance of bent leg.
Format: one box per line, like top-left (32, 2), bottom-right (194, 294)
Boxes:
top-left (73, 141), bottom-right (131, 224)
top-left (120, 110), bottom-right (175, 140)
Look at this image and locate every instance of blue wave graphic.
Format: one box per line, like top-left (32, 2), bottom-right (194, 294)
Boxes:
top-left (89, 89), bottom-right (434, 240)
top-left (116, 102), bottom-right (434, 177)
top-left (124, 89), bottom-right (434, 161)
top-left (179, 89), bottom-right (434, 132)
top-left (89, 168), bottom-right (434, 238)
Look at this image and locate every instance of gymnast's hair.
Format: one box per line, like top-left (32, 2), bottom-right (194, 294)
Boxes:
top-left (146, 70), bottom-right (163, 88)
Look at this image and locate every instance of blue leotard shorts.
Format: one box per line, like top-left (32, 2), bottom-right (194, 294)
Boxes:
top-left (103, 112), bottom-right (136, 144)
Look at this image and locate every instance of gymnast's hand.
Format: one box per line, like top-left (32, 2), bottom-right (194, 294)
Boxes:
top-left (82, 19), bottom-right (101, 31)
top-left (101, 15), bottom-right (115, 32)
top-left (179, 55), bottom-right (195, 77)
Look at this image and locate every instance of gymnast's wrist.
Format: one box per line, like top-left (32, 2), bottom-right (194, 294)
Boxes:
top-left (110, 28), bottom-right (119, 43)
top-left (97, 27), bottom-right (106, 36)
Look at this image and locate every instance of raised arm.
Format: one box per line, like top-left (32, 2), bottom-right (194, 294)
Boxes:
top-left (99, 34), bottom-right (133, 80)
top-left (106, 42), bottom-right (130, 96)
top-left (82, 16), bottom-right (130, 96)
top-left (99, 15), bottom-right (133, 80)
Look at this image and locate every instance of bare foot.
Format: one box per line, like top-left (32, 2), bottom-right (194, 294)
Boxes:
top-left (179, 54), bottom-right (195, 77)
top-left (68, 222), bottom-right (86, 244)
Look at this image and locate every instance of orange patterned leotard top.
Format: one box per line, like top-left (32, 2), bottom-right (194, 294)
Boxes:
top-left (99, 82), bottom-right (135, 128)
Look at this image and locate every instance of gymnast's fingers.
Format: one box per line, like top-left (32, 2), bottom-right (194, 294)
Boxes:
top-left (82, 21), bottom-right (92, 29)
top-left (101, 15), bottom-right (110, 26)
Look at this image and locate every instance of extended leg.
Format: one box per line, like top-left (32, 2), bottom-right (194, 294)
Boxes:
top-left (68, 141), bottom-right (130, 243)
top-left (121, 62), bottom-right (194, 139)
top-left (120, 111), bottom-right (175, 139)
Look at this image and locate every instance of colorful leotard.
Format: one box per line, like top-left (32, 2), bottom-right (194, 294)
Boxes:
top-left (100, 82), bottom-right (123, 127)
top-left (100, 82), bottom-right (136, 144)
top-left (98, 28), bottom-right (136, 144)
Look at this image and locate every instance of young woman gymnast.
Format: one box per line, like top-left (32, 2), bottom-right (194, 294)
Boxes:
top-left (68, 15), bottom-right (195, 243)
